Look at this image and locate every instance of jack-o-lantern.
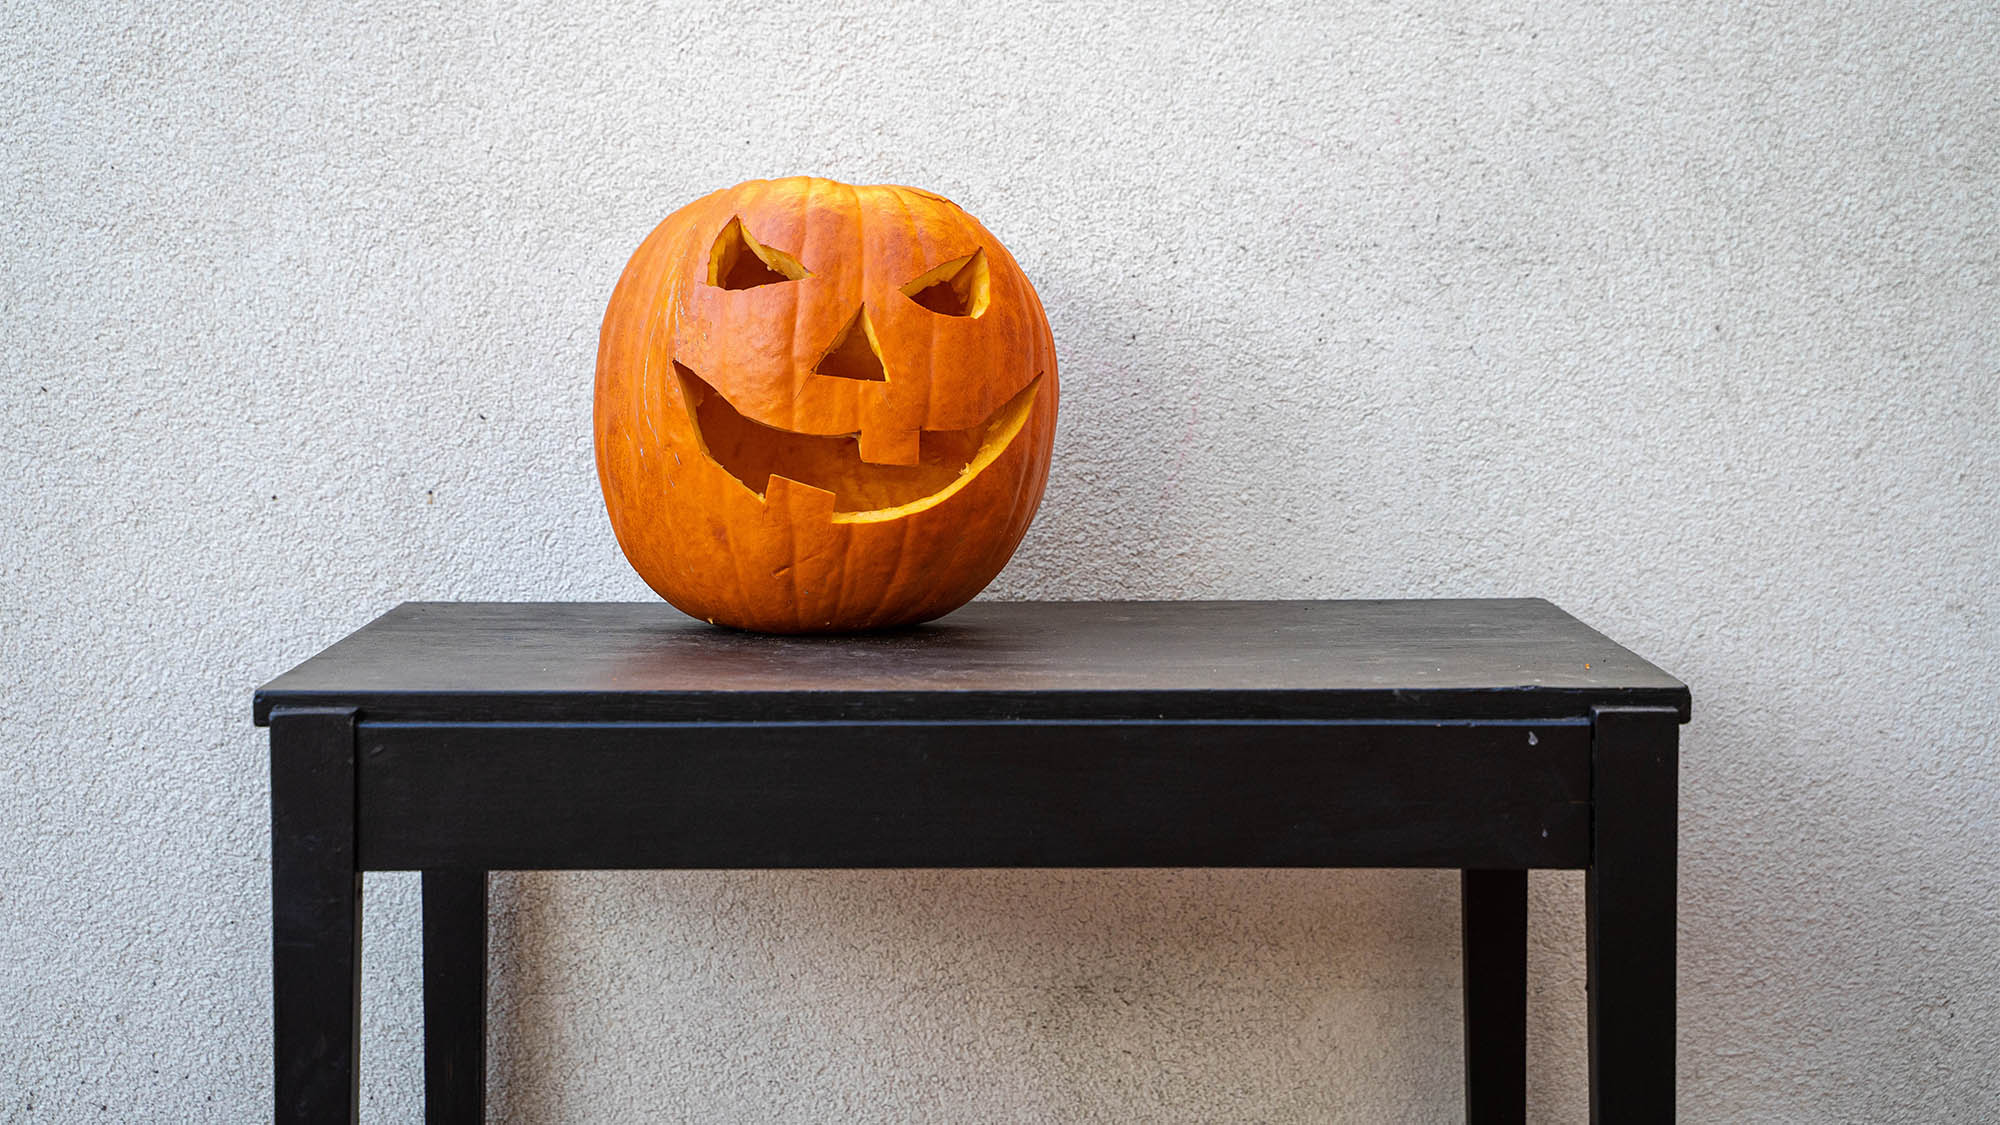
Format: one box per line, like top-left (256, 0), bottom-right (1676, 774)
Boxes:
top-left (595, 177), bottom-right (1059, 632)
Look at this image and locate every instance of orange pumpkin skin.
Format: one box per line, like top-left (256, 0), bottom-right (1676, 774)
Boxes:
top-left (595, 177), bottom-right (1058, 633)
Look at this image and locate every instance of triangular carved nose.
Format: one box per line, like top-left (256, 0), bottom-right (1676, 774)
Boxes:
top-left (813, 306), bottom-right (887, 382)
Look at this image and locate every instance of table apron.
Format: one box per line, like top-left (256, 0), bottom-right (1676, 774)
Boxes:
top-left (354, 720), bottom-right (1592, 870)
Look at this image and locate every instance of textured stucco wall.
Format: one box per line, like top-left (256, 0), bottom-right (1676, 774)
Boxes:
top-left (5, 0), bottom-right (1996, 1120)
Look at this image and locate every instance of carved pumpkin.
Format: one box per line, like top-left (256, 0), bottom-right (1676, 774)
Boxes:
top-left (595, 177), bottom-right (1059, 632)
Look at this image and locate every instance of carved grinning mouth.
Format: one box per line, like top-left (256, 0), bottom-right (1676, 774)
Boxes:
top-left (674, 363), bottom-right (1042, 524)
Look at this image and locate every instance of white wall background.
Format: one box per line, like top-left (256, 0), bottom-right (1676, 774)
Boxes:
top-left (5, 0), bottom-right (1995, 1119)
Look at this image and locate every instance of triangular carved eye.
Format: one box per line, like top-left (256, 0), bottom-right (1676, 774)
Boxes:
top-left (708, 217), bottom-right (810, 290)
top-left (814, 307), bottom-right (887, 381)
top-left (900, 248), bottom-right (990, 317)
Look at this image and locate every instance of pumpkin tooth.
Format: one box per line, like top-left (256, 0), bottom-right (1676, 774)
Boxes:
top-left (857, 427), bottom-right (919, 467)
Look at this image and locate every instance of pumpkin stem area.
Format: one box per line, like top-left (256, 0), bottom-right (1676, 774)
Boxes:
top-left (674, 362), bottom-right (1040, 521)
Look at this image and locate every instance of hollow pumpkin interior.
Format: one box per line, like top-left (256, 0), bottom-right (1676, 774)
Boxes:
top-left (675, 363), bottom-right (1043, 522)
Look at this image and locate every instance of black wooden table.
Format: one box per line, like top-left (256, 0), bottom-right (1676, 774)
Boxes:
top-left (256, 599), bottom-right (1687, 1123)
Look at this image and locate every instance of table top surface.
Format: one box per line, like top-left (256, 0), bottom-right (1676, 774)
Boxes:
top-left (254, 599), bottom-right (1688, 724)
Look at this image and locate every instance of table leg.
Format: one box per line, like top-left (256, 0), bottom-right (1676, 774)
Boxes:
top-left (270, 707), bottom-right (362, 1124)
top-left (1462, 868), bottom-right (1527, 1125)
top-left (423, 870), bottom-right (489, 1123)
top-left (1587, 706), bottom-right (1679, 1123)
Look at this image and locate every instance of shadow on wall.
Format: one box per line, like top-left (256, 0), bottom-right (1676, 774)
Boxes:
top-left (486, 867), bottom-right (1466, 1117)
top-left (991, 259), bottom-right (1298, 602)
